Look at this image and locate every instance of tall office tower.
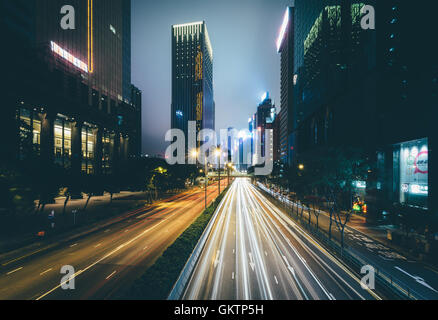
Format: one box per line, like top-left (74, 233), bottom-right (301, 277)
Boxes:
top-left (171, 21), bottom-right (214, 153)
top-left (1, 0), bottom-right (36, 160)
top-left (276, 6), bottom-right (295, 166)
top-left (248, 115), bottom-right (256, 167)
top-left (35, 0), bottom-right (132, 103)
top-left (3, 0), bottom-right (141, 182)
top-left (254, 92), bottom-right (276, 164)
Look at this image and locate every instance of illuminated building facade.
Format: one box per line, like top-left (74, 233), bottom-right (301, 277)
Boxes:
top-left (276, 6), bottom-right (295, 166)
top-left (254, 93), bottom-right (276, 165)
top-left (171, 21), bottom-right (215, 153)
top-left (2, 0), bottom-right (141, 186)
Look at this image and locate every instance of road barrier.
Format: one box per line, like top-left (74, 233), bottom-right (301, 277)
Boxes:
top-left (168, 186), bottom-right (232, 300)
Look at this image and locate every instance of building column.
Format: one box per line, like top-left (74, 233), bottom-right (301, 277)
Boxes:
top-left (113, 132), bottom-right (121, 175)
top-left (71, 120), bottom-right (83, 199)
top-left (2, 96), bottom-right (19, 163)
top-left (94, 127), bottom-right (103, 177)
top-left (40, 111), bottom-right (56, 165)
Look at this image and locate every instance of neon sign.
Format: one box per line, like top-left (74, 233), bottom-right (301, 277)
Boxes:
top-left (51, 41), bottom-right (88, 73)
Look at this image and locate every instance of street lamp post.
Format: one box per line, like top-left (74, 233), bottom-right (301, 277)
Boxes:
top-left (192, 149), bottom-right (208, 209)
top-left (215, 147), bottom-right (221, 196)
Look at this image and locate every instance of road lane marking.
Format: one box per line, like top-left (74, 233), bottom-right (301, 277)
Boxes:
top-left (106, 271), bottom-right (117, 280)
top-left (104, 229), bottom-right (111, 233)
top-left (395, 266), bottom-right (438, 293)
top-left (143, 246), bottom-right (148, 251)
top-left (2, 247), bottom-right (47, 267)
top-left (274, 276), bottom-right (279, 285)
top-left (252, 184), bottom-right (380, 300)
top-left (7, 267), bottom-right (23, 275)
top-left (40, 268), bottom-right (53, 276)
top-left (70, 243), bottom-right (78, 248)
top-left (37, 205), bottom-right (186, 300)
top-left (214, 251), bottom-right (220, 268)
top-left (232, 272), bottom-right (235, 280)
top-left (94, 243), bottom-right (102, 248)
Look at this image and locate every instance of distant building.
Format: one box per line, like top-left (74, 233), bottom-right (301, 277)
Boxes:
top-left (253, 92), bottom-right (276, 166)
top-left (171, 21), bottom-right (215, 154)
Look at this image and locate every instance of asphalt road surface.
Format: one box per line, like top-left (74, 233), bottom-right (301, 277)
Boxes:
top-left (0, 181), bottom-right (227, 300)
top-left (183, 178), bottom-right (381, 300)
top-left (260, 183), bottom-right (438, 300)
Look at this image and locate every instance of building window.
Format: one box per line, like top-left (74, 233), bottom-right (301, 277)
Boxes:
top-left (18, 108), bottom-right (41, 158)
top-left (54, 117), bottom-right (72, 169)
top-left (102, 131), bottom-right (114, 175)
top-left (82, 126), bottom-right (96, 174)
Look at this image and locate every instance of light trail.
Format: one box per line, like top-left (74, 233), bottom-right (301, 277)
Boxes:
top-left (183, 178), bottom-right (380, 300)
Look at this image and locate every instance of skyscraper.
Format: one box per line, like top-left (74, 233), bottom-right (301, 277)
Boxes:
top-left (3, 0), bottom-right (141, 182)
top-left (254, 93), bottom-right (276, 165)
top-left (171, 21), bottom-right (214, 152)
top-left (277, 6), bottom-right (295, 166)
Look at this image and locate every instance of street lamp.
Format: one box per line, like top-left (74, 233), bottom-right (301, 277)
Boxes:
top-left (226, 162), bottom-right (233, 186)
top-left (298, 164), bottom-right (305, 171)
top-left (215, 147), bottom-right (221, 195)
top-left (191, 149), bottom-right (208, 209)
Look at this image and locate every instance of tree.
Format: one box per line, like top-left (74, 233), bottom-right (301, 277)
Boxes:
top-left (81, 175), bottom-right (104, 213)
top-left (294, 147), bottom-right (369, 249)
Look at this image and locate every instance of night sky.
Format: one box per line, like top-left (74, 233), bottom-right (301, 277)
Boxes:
top-left (132, 0), bottom-right (293, 156)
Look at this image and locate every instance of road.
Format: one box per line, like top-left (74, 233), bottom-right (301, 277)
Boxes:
top-left (0, 180), bottom-right (227, 300)
top-left (259, 183), bottom-right (438, 300)
top-left (183, 178), bottom-right (380, 300)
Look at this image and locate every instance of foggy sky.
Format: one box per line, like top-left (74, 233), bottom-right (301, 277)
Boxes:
top-left (132, 0), bottom-right (293, 156)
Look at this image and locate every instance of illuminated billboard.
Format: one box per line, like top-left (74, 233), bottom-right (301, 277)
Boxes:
top-left (51, 41), bottom-right (88, 73)
top-left (397, 138), bottom-right (428, 208)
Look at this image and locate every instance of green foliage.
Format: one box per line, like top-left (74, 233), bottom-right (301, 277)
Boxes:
top-left (291, 147), bottom-right (369, 210)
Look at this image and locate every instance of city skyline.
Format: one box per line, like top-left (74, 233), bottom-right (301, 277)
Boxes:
top-left (1, 0), bottom-right (437, 306)
top-left (132, 0), bottom-right (293, 156)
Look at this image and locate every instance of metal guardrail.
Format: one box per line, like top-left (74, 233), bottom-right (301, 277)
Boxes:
top-left (167, 188), bottom-right (230, 300)
top-left (257, 182), bottom-right (426, 300)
